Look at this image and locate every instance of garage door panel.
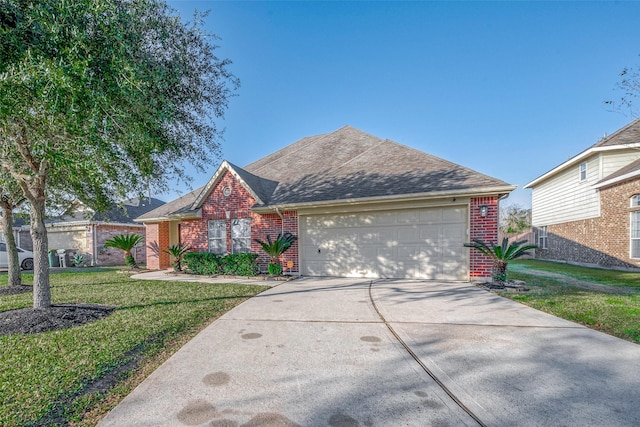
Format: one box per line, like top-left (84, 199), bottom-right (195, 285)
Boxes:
top-left (301, 206), bottom-right (468, 280)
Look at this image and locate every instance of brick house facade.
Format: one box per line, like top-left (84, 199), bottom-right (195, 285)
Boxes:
top-left (527, 118), bottom-right (640, 270)
top-left (535, 178), bottom-right (640, 269)
top-left (138, 127), bottom-right (514, 280)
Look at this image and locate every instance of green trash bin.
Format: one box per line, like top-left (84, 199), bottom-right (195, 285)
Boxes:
top-left (48, 249), bottom-right (60, 267)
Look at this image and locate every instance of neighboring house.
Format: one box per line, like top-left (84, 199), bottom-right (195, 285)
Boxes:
top-left (13, 197), bottom-right (165, 266)
top-left (525, 118), bottom-right (640, 269)
top-left (137, 126), bottom-right (515, 281)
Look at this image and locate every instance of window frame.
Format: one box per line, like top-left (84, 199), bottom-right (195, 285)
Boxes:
top-left (579, 162), bottom-right (587, 181)
top-left (208, 219), bottom-right (227, 255)
top-left (231, 218), bottom-right (251, 254)
top-left (538, 226), bottom-right (548, 250)
top-left (631, 196), bottom-right (640, 259)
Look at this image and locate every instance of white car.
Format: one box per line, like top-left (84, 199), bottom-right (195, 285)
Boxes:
top-left (0, 242), bottom-right (34, 270)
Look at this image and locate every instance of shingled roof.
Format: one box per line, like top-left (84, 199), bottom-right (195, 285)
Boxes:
top-left (49, 197), bottom-right (165, 225)
top-left (593, 118), bottom-right (640, 148)
top-left (138, 126), bottom-right (514, 221)
top-left (243, 126), bottom-right (512, 206)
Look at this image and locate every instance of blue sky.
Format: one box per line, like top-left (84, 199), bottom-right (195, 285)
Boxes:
top-left (164, 1), bottom-right (640, 208)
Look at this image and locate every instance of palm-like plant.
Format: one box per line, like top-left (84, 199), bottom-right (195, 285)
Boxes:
top-left (254, 232), bottom-right (297, 275)
top-left (103, 234), bottom-right (144, 269)
top-left (163, 243), bottom-right (191, 272)
top-left (464, 237), bottom-right (537, 282)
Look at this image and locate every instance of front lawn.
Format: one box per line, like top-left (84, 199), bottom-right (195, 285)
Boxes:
top-left (502, 260), bottom-right (640, 343)
top-left (0, 268), bottom-right (267, 426)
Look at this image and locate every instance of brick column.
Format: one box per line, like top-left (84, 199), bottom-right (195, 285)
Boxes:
top-left (469, 196), bottom-right (499, 280)
top-left (145, 222), bottom-right (171, 270)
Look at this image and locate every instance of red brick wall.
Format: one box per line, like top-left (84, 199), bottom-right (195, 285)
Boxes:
top-left (469, 196), bottom-right (500, 279)
top-left (537, 179), bottom-right (640, 268)
top-left (177, 171), bottom-right (300, 273)
top-left (251, 210), bottom-right (299, 273)
top-left (145, 222), bottom-right (170, 270)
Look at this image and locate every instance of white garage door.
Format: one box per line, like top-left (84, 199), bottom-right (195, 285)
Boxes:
top-left (300, 206), bottom-right (468, 280)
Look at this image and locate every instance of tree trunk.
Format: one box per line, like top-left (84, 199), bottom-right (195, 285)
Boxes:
top-left (30, 191), bottom-right (50, 309)
top-left (492, 261), bottom-right (508, 283)
top-left (0, 201), bottom-right (21, 286)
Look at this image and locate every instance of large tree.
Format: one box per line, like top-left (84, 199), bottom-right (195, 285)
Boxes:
top-left (0, 0), bottom-right (239, 308)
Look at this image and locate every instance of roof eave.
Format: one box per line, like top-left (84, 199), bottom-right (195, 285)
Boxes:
top-left (251, 185), bottom-right (517, 213)
top-left (525, 143), bottom-right (640, 189)
top-left (135, 209), bottom-right (202, 223)
top-left (593, 170), bottom-right (640, 190)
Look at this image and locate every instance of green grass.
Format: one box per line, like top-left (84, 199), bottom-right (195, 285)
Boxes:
top-left (0, 268), bottom-right (267, 426)
top-left (501, 261), bottom-right (640, 344)
top-left (510, 259), bottom-right (640, 290)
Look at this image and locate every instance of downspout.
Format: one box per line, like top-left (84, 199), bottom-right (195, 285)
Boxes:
top-left (275, 207), bottom-right (284, 234)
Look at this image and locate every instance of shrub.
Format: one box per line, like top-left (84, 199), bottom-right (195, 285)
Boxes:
top-left (268, 263), bottom-right (283, 275)
top-left (183, 252), bottom-right (221, 275)
top-left (220, 253), bottom-right (260, 276)
top-left (183, 252), bottom-right (259, 276)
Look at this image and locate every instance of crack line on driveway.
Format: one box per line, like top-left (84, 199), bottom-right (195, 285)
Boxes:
top-left (369, 280), bottom-right (487, 427)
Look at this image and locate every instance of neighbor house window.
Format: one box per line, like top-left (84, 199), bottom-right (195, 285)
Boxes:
top-left (208, 220), bottom-right (227, 254)
top-left (538, 226), bottom-right (548, 249)
top-left (579, 162), bottom-right (587, 181)
top-left (632, 196), bottom-right (640, 258)
top-left (231, 218), bottom-right (251, 253)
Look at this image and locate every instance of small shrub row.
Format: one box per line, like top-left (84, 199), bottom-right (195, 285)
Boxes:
top-left (183, 252), bottom-right (259, 276)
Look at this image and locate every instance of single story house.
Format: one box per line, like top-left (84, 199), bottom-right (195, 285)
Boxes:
top-left (137, 126), bottom-right (515, 280)
top-left (525, 118), bottom-right (640, 269)
top-left (10, 197), bottom-right (164, 266)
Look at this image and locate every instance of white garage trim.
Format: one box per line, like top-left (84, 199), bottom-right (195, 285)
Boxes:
top-left (300, 205), bottom-right (469, 280)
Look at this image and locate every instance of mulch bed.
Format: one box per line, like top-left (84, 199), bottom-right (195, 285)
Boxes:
top-left (0, 285), bottom-right (33, 296)
top-left (476, 280), bottom-right (530, 292)
top-left (0, 303), bottom-right (115, 336)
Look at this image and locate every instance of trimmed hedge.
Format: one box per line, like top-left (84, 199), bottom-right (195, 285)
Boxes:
top-left (184, 252), bottom-right (259, 276)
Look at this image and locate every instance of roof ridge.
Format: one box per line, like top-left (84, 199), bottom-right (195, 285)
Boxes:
top-left (594, 117), bottom-right (640, 147)
top-left (328, 137), bottom-right (388, 175)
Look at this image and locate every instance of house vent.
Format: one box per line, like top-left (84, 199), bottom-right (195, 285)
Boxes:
top-left (223, 186), bottom-right (232, 197)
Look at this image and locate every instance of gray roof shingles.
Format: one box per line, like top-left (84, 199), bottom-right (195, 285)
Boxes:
top-left (138, 126), bottom-right (513, 220)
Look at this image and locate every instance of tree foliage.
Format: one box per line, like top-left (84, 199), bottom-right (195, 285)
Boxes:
top-left (0, 0), bottom-right (238, 307)
top-left (499, 204), bottom-right (532, 235)
top-left (605, 61), bottom-right (640, 117)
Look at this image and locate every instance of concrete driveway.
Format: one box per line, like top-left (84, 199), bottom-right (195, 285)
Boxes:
top-left (98, 278), bottom-right (640, 427)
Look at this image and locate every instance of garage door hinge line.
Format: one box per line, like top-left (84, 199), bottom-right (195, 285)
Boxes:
top-left (368, 280), bottom-right (487, 427)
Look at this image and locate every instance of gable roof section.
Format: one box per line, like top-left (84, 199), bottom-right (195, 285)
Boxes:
top-left (525, 118), bottom-right (640, 189)
top-left (190, 160), bottom-right (278, 209)
top-left (244, 126), bottom-right (513, 206)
